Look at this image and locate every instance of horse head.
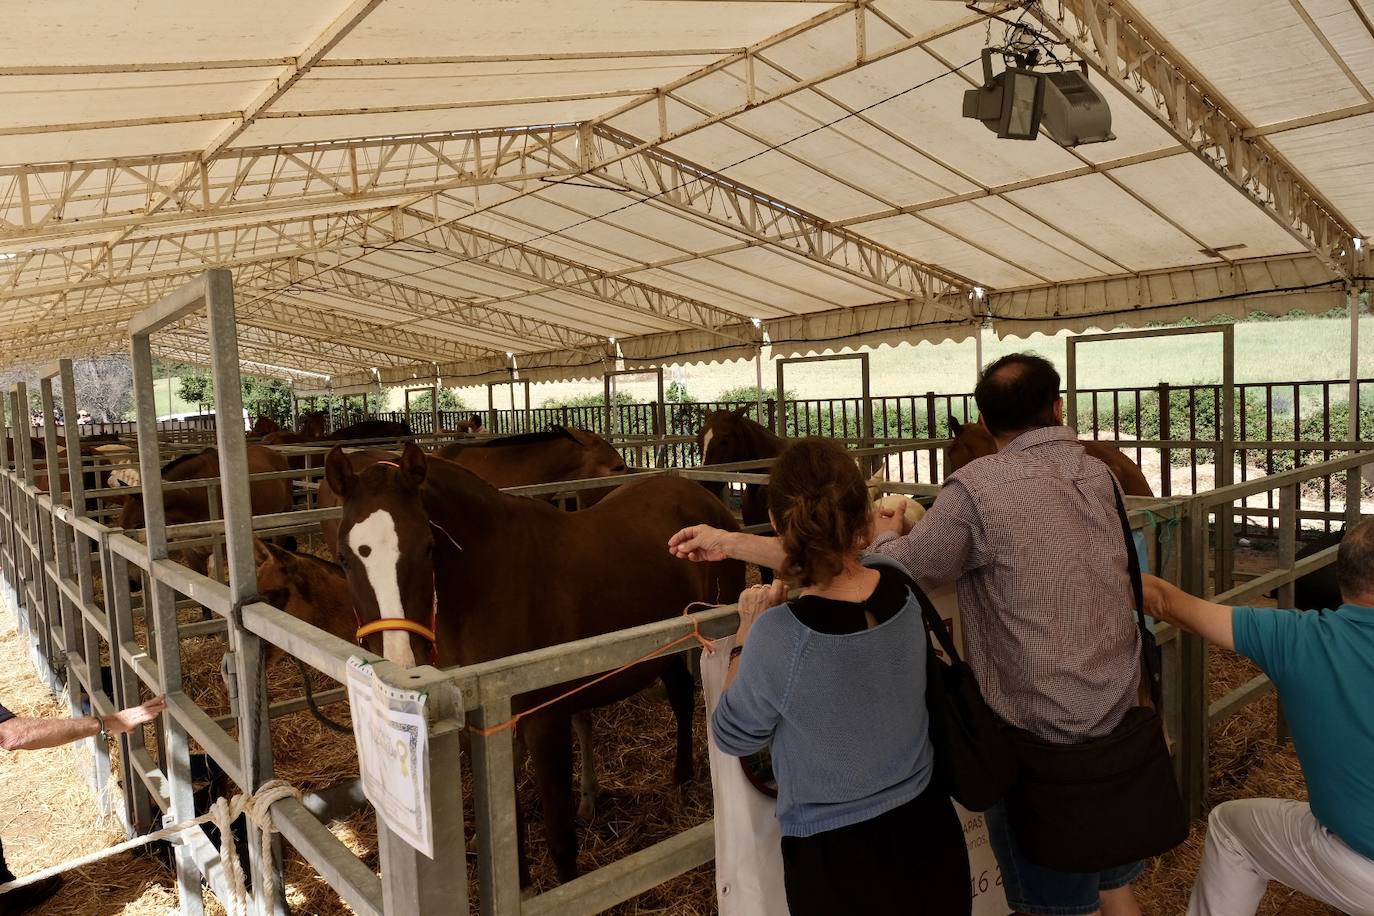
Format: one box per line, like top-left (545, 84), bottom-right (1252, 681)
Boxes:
top-left (944, 415), bottom-right (998, 476)
top-left (250, 416), bottom-right (280, 438)
top-left (699, 405), bottom-right (778, 466)
top-left (298, 411), bottom-right (327, 440)
top-left (253, 539), bottom-right (355, 649)
top-left (326, 442), bottom-right (438, 668)
top-left (559, 426), bottom-right (628, 479)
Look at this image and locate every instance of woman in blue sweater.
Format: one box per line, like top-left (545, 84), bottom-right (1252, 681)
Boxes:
top-left (705, 438), bottom-right (970, 915)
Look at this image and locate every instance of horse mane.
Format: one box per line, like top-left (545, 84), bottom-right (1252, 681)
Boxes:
top-left (284, 547), bottom-right (344, 576)
top-left (159, 448), bottom-right (215, 478)
top-left (467, 425), bottom-right (580, 450)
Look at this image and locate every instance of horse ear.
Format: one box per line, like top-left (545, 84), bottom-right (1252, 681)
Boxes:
top-left (324, 446), bottom-right (356, 498)
top-left (400, 442), bottom-right (428, 489)
top-left (949, 415), bottom-right (962, 434)
top-left (563, 426), bottom-right (594, 447)
top-left (733, 405), bottom-right (751, 418)
top-left (253, 538), bottom-right (273, 567)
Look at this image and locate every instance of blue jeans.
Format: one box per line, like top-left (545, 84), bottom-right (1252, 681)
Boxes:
top-left (985, 802), bottom-right (1145, 915)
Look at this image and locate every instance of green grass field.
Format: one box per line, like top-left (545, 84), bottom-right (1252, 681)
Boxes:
top-left (447, 314), bottom-right (1373, 407)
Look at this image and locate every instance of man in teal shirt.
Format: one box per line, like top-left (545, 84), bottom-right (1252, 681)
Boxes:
top-left (1144, 520), bottom-right (1374, 916)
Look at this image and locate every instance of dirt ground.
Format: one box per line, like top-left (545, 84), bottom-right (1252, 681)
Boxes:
top-left (0, 544), bottom-right (1350, 915)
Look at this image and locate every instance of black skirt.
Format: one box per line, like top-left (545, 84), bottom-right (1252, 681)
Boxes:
top-left (780, 782), bottom-right (971, 916)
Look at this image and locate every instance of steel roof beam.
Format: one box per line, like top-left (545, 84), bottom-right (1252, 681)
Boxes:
top-left (0, 125), bottom-right (580, 246)
top-left (240, 257), bottom-right (606, 352)
top-left (388, 208), bottom-right (756, 341)
top-left (1034, 0), bottom-right (1360, 278)
top-left (585, 125), bottom-right (975, 313)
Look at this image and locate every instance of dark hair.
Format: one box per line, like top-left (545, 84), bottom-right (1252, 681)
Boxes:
top-left (974, 353), bottom-right (1061, 436)
top-left (1337, 518), bottom-right (1374, 601)
top-left (767, 438), bottom-right (870, 587)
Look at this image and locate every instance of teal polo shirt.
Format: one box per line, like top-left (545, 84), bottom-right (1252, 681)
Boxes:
top-left (1233, 603), bottom-right (1374, 859)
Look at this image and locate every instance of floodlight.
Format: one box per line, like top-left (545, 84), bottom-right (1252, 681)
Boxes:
top-left (962, 50), bottom-right (1113, 147)
top-left (1040, 66), bottom-right (1115, 146)
top-left (963, 50), bottom-right (1044, 140)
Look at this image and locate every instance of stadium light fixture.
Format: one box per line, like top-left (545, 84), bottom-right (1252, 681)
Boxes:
top-left (962, 49), bottom-right (1114, 147)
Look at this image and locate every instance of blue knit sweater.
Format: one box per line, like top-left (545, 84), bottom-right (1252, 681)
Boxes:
top-left (711, 555), bottom-right (935, 837)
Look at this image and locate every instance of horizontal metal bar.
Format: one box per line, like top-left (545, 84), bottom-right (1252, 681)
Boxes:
top-left (165, 693), bottom-right (244, 788)
top-left (455, 605), bottom-right (740, 708)
top-left (240, 601), bottom-right (378, 684)
top-left (273, 798), bottom-right (384, 916)
top-left (522, 821), bottom-right (714, 916)
top-left (1212, 548), bottom-right (1337, 606)
top-left (211, 686), bottom-right (346, 730)
top-left (1208, 673), bottom-right (1273, 724)
top-left (1195, 451), bottom-right (1374, 507)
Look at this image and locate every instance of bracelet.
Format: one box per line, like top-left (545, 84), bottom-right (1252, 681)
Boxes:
top-left (93, 715), bottom-right (109, 742)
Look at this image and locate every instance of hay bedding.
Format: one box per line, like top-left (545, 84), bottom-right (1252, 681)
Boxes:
top-left (1, 545), bottom-right (1349, 914)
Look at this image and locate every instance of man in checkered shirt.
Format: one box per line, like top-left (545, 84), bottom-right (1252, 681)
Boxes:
top-left (870, 353), bottom-right (1146, 915)
top-left (669, 353), bottom-right (1147, 916)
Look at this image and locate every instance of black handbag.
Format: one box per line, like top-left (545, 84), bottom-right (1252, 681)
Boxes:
top-left (906, 573), bottom-right (1018, 812)
top-left (1002, 485), bottom-right (1189, 872)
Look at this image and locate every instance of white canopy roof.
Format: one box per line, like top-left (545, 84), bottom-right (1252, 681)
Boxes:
top-left (0, 0), bottom-right (1366, 387)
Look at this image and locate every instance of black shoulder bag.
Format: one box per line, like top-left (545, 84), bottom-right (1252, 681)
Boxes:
top-left (906, 572), bottom-right (1018, 812)
top-left (1001, 487), bottom-right (1189, 872)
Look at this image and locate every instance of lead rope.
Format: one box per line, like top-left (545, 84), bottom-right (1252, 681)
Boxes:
top-left (0, 779), bottom-right (301, 916)
top-left (465, 601), bottom-right (720, 738)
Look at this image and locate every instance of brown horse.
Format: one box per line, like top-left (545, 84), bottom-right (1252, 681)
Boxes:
top-left (118, 446), bottom-right (295, 584)
top-left (297, 411), bottom-right (328, 440)
top-left (945, 416), bottom-right (1154, 496)
top-left (249, 416), bottom-right (280, 438)
top-left (324, 443), bottom-right (743, 883)
top-left (328, 419), bottom-right (411, 441)
top-left (697, 407), bottom-right (785, 527)
top-left (253, 536), bottom-right (603, 818)
top-left (438, 426), bottom-right (628, 503)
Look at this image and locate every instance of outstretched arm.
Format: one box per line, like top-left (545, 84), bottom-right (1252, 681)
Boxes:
top-left (668, 525), bottom-right (787, 571)
top-left (1142, 575), bottom-right (1234, 650)
top-left (0, 696), bottom-right (166, 752)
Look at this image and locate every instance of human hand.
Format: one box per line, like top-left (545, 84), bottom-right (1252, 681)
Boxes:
top-left (870, 499), bottom-right (907, 541)
top-left (1142, 575), bottom-right (1174, 622)
top-left (105, 696), bottom-right (167, 736)
top-left (669, 525), bottom-right (732, 562)
top-left (736, 580), bottom-right (787, 645)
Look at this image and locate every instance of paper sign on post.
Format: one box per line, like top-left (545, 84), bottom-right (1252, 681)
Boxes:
top-left (346, 656), bottom-right (434, 857)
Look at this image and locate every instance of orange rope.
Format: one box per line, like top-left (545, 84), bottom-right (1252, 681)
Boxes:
top-left (464, 601), bottom-right (722, 738)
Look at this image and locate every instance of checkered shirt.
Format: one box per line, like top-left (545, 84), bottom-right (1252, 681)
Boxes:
top-left (872, 425), bottom-right (1140, 743)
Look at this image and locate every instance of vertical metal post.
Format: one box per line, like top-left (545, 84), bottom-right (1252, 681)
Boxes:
top-left (603, 373), bottom-right (614, 437)
top-left (58, 359), bottom-right (113, 809)
top-left (775, 359), bottom-right (787, 437)
top-left (39, 374), bottom-right (78, 702)
top-left (129, 332), bottom-right (205, 916)
top-left (204, 270), bottom-right (285, 915)
top-left (431, 372), bottom-right (441, 438)
top-left (1178, 498), bottom-right (1210, 819)
top-left (1276, 484), bottom-right (1298, 744)
top-left (289, 389), bottom-right (298, 431)
top-left (1350, 282), bottom-right (1359, 448)
top-left (1065, 336), bottom-right (1078, 431)
top-left (755, 344), bottom-right (765, 423)
top-left (487, 383), bottom-right (496, 433)
top-left (1217, 326), bottom-right (1236, 592)
top-left (471, 697), bottom-right (522, 916)
top-left (377, 669), bottom-right (468, 915)
top-left (975, 322), bottom-right (984, 378)
top-left (1158, 382), bottom-right (1172, 499)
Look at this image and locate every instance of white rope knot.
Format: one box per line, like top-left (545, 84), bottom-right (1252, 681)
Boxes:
top-left (210, 779), bottom-right (302, 916)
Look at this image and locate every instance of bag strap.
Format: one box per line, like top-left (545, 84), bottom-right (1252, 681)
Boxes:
top-left (1110, 484), bottom-right (1162, 707)
top-left (878, 562), bottom-right (965, 665)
